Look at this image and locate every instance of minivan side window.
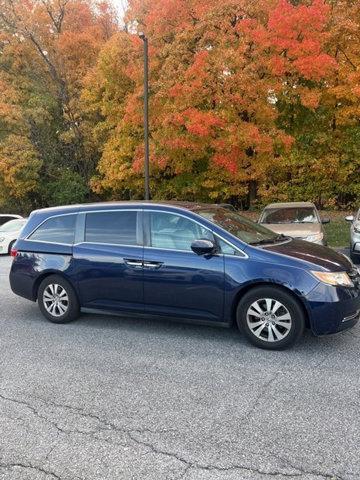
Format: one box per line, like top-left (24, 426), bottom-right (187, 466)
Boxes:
top-left (85, 211), bottom-right (139, 245)
top-left (29, 214), bottom-right (76, 244)
top-left (149, 212), bottom-right (213, 251)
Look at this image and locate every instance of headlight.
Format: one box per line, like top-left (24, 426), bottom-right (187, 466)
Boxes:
top-left (311, 271), bottom-right (354, 287)
top-left (305, 232), bottom-right (323, 243)
top-left (0, 237), bottom-right (5, 242)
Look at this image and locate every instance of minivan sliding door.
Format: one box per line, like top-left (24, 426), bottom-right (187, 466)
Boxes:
top-left (73, 209), bottom-right (144, 313)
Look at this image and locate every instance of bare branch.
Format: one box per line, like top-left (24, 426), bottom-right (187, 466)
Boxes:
top-left (40, 0), bottom-right (69, 34)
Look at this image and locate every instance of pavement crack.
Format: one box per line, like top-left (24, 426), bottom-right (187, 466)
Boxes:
top-left (0, 392), bottom-right (69, 435)
top-left (240, 371), bottom-right (281, 424)
top-left (0, 462), bottom-right (61, 479)
top-left (0, 389), bottom-right (346, 480)
top-left (267, 451), bottom-right (345, 480)
top-left (0, 389), bottom-right (176, 451)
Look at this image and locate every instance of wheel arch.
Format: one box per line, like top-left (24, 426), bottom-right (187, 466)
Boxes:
top-left (230, 282), bottom-right (311, 329)
top-left (32, 271), bottom-right (78, 302)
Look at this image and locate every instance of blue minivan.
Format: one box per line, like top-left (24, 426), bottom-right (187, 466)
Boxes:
top-left (9, 202), bottom-right (360, 349)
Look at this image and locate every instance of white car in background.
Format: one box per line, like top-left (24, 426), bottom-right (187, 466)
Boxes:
top-left (0, 214), bottom-right (22, 227)
top-left (0, 218), bottom-right (27, 255)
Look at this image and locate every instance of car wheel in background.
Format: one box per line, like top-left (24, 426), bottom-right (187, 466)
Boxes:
top-left (38, 275), bottom-right (80, 324)
top-left (236, 286), bottom-right (305, 350)
top-left (7, 240), bottom-right (15, 255)
top-left (350, 250), bottom-right (360, 265)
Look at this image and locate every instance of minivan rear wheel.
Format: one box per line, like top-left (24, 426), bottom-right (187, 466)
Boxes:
top-left (38, 275), bottom-right (80, 324)
top-left (236, 286), bottom-right (305, 350)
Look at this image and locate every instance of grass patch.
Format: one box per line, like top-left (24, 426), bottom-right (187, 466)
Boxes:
top-left (324, 219), bottom-right (350, 248)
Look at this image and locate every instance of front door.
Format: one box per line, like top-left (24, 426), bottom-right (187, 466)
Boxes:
top-left (73, 209), bottom-right (144, 313)
top-left (142, 210), bottom-right (225, 322)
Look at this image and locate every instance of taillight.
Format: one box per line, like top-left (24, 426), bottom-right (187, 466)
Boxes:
top-left (10, 248), bottom-right (18, 258)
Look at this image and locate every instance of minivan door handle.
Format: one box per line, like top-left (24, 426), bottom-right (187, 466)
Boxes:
top-left (143, 261), bottom-right (163, 269)
top-left (124, 258), bottom-right (143, 268)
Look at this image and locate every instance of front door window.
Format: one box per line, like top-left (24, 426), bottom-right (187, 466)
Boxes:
top-left (149, 212), bottom-right (213, 251)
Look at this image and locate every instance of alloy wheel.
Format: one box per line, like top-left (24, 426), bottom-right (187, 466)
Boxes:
top-left (246, 298), bottom-right (292, 342)
top-left (43, 284), bottom-right (69, 317)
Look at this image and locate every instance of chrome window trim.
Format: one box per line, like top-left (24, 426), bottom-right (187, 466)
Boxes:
top-left (215, 233), bottom-right (248, 258)
top-left (22, 239), bottom-right (74, 247)
top-left (145, 209), bottom-right (248, 258)
top-left (25, 209), bottom-right (142, 247)
top-left (26, 212), bottom-right (78, 246)
top-left (24, 207), bottom-right (248, 257)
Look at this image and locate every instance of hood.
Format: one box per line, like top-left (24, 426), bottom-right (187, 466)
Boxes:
top-left (263, 238), bottom-right (352, 272)
top-left (261, 223), bottom-right (321, 238)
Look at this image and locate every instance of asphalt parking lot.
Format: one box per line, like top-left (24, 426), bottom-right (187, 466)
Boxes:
top-left (0, 255), bottom-right (359, 480)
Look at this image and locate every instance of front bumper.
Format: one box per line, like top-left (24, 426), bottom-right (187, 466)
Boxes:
top-left (305, 281), bottom-right (360, 335)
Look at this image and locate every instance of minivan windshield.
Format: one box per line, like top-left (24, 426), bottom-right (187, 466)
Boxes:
top-left (261, 207), bottom-right (318, 224)
top-left (196, 208), bottom-right (283, 245)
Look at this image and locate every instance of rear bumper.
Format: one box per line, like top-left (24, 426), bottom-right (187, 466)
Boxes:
top-left (9, 269), bottom-right (36, 301)
top-left (305, 283), bottom-right (360, 335)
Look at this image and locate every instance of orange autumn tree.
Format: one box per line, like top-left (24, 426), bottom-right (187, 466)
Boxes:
top-left (0, 0), bottom-right (117, 209)
top-left (88, 0), bottom-right (339, 206)
top-left (0, 0), bottom-right (359, 210)
top-left (260, 0), bottom-right (360, 206)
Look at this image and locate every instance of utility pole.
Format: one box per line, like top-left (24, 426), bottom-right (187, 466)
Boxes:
top-left (139, 33), bottom-right (150, 200)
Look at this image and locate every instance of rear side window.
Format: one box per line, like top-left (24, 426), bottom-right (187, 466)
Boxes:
top-left (85, 211), bottom-right (139, 245)
top-left (29, 214), bottom-right (76, 244)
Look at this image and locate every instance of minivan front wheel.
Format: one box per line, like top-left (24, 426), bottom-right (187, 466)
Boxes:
top-left (38, 275), bottom-right (80, 324)
top-left (237, 286), bottom-right (305, 350)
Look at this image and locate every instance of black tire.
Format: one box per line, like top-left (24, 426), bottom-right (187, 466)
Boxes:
top-left (236, 286), bottom-right (305, 350)
top-left (8, 240), bottom-right (15, 255)
top-left (350, 251), bottom-right (360, 265)
top-left (38, 274), bottom-right (80, 324)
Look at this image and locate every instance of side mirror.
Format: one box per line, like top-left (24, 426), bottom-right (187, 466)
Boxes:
top-left (345, 215), bottom-right (354, 223)
top-left (191, 239), bottom-right (216, 256)
top-left (321, 218), bottom-right (330, 224)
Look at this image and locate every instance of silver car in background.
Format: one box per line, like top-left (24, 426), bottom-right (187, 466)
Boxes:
top-left (258, 202), bottom-right (329, 245)
top-left (346, 209), bottom-right (360, 263)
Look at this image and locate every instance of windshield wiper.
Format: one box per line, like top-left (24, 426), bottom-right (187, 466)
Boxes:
top-left (249, 239), bottom-right (276, 246)
top-left (250, 234), bottom-right (287, 246)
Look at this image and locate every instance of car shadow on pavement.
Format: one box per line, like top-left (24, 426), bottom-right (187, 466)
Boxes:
top-left (55, 309), bottom-right (356, 354)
